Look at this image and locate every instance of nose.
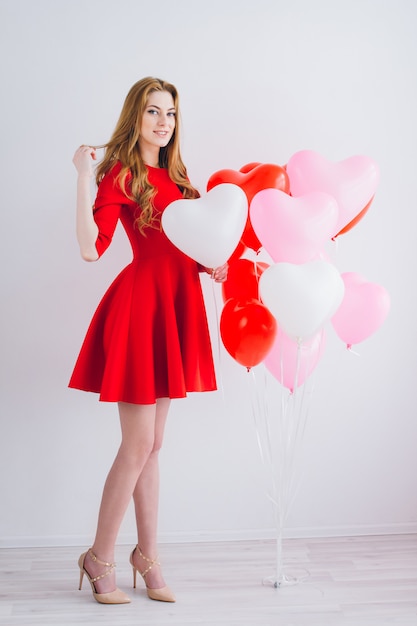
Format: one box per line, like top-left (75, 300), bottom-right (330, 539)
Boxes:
top-left (158, 112), bottom-right (172, 126)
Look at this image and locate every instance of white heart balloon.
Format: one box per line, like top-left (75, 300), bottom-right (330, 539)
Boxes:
top-left (259, 260), bottom-right (345, 341)
top-left (162, 183), bottom-right (248, 268)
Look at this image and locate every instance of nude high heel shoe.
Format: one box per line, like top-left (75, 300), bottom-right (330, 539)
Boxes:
top-left (78, 549), bottom-right (131, 604)
top-left (129, 545), bottom-right (176, 602)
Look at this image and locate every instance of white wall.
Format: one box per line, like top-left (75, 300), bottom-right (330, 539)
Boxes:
top-left (1, 0), bottom-right (416, 547)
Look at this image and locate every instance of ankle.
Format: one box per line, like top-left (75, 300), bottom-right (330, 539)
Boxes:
top-left (83, 548), bottom-right (118, 594)
top-left (134, 545), bottom-right (159, 569)
top-left (90, 546), bottom-right (115, 564)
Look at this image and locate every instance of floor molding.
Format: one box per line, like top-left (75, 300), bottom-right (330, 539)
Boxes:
top-left (1, 521), bottom-right (416, 548)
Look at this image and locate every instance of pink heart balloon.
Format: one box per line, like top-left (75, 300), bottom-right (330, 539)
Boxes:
top-left (331, 272), bottom-right (390, 347)
top-left (264, 327), bottom-right (326, 392)
top-left (259, 260), bottom-right (345, 341)
top-left (162, 183), bottom-right (248, 268)
top-left (250, 188), bottom-right (338, 263)
top-left (286, 150), bottom-right (380, 236)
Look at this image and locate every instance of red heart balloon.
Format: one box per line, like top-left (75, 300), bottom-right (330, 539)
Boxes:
top-left (220, 298), bottom-right (277, 370)
top-left (239, 162), bottom-right (262, 173)
top-left (333, 195), bottom-right (374, 239)
top-left (207, 163), bottom-right (290, 252)
top-left (222, 258), bottom-right (269, 303)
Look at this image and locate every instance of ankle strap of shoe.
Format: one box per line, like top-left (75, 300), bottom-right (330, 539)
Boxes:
top-left (137, 545), bottom-right (160, 579)
top-left (88, 548), bottom-right (116, 583)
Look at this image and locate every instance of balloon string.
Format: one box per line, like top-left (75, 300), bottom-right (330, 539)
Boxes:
top-left (252, 258), bottom-right (262, 301)
top-left (284, 332), bottom-right (325, 515)
top-left (284, 342), bottom-right (306, 509)
top-left (250, 367), bottom-right (290, 584)
top-left (210, 278), bottom-right (225, 401)
top-left (347, 344), bottom-right (361, 356)
top-left (275, 340), bottom-right (301, 526)
top-left (250, 351), bottom-right (319, 586)
top-left (249, 368), bottom-right (278, 508)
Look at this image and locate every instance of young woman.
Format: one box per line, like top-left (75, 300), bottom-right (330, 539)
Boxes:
top-left (70, 77), bottom-right (228, 605)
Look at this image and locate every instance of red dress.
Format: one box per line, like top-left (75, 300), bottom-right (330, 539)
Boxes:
top-left (69, 162), bottom-right (216, 404)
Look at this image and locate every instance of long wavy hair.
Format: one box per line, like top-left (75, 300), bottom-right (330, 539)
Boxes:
top-left (95, 77), bottom-right (200, 234)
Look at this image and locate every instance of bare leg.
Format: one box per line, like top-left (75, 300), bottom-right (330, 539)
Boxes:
top-left (131, 397), bottom-right (171, 590)
top-left (84, 402), bottom-right (158, 593)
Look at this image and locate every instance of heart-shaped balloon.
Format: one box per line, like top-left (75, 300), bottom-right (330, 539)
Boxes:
top-left (207, 163), bottom-right (290, 202)
top-left (259, 260), bottom-right (345, 341)
top-left (220, 298), bottom-right (277, 369)
top-left (239, 162), bottom-right (262, 173)
top-left (250, 189), bottom-right (339, 263)
top-left (331, 272), bottom-right (390, 347)
top-left (222, 258), bottom-right (269, 303)
top-left (286, 150), bottom-right (380, 236)
top-left (264, 328), bottom-right (326, 392)
top-left (335, 195), bottom-right (374, 238)
top-left (162, 183), bottom-right (248, 268)
top-left (207, 163), bottom-right (290, 252)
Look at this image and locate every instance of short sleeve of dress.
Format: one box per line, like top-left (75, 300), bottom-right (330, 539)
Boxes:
top-left (93, 161), bottom-right (129, 257)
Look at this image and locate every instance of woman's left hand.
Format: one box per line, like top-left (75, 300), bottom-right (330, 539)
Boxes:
top-left (209, 263), bottom-right (229, 283)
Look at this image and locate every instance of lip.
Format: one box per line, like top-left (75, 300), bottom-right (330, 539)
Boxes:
top-left (154, 131), bottom-right (169, 137)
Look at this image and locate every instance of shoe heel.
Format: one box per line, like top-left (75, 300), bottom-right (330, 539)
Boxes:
top-left (129, 549), bottom-right (137, 588)
top-left (78, 553), bottom-right (86, 590)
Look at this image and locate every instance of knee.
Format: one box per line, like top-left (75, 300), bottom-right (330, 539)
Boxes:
top-left (139, 433), bottom-right (163, 460)
top-left (150, 433), bottom-right (164, 455)
top-left (119, 436), bottom-right (155, 468)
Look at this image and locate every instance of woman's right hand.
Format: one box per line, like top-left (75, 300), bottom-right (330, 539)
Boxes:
top-left (73, 145), bottom-right (97, 177)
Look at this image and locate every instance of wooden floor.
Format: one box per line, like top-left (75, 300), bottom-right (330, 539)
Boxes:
top-left (0, 535), bottom-right (416, 625)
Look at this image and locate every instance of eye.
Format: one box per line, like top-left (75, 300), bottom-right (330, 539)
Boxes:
top-left (147, 108), bottom-right (158, 115)
top-left (168, 111), bottom-right (176, 117)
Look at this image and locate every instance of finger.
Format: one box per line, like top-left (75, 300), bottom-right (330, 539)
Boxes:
top-left (78, 144), bottom-right (95, 153)
top-left (212, 265), bottom-right (228, 280)
top-left (214, 271), bottom-right (226, 282)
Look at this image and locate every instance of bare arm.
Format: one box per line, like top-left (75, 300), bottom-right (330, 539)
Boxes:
top-left (73, 145), bottom-right (99, 262)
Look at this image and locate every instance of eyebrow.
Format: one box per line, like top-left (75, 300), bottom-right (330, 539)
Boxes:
top-left (147, 104), bottom-right (176, 111)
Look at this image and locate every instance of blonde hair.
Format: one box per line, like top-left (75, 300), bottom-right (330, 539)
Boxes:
top-left (95, 77), bottom-right (199, 234)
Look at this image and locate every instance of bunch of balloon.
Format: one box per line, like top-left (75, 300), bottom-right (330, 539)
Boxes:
top-left (250, 150), bottom-right (390, 587)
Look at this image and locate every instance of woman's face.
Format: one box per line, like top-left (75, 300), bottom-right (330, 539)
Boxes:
top-left (139, 90), bottom-right (176, 156)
